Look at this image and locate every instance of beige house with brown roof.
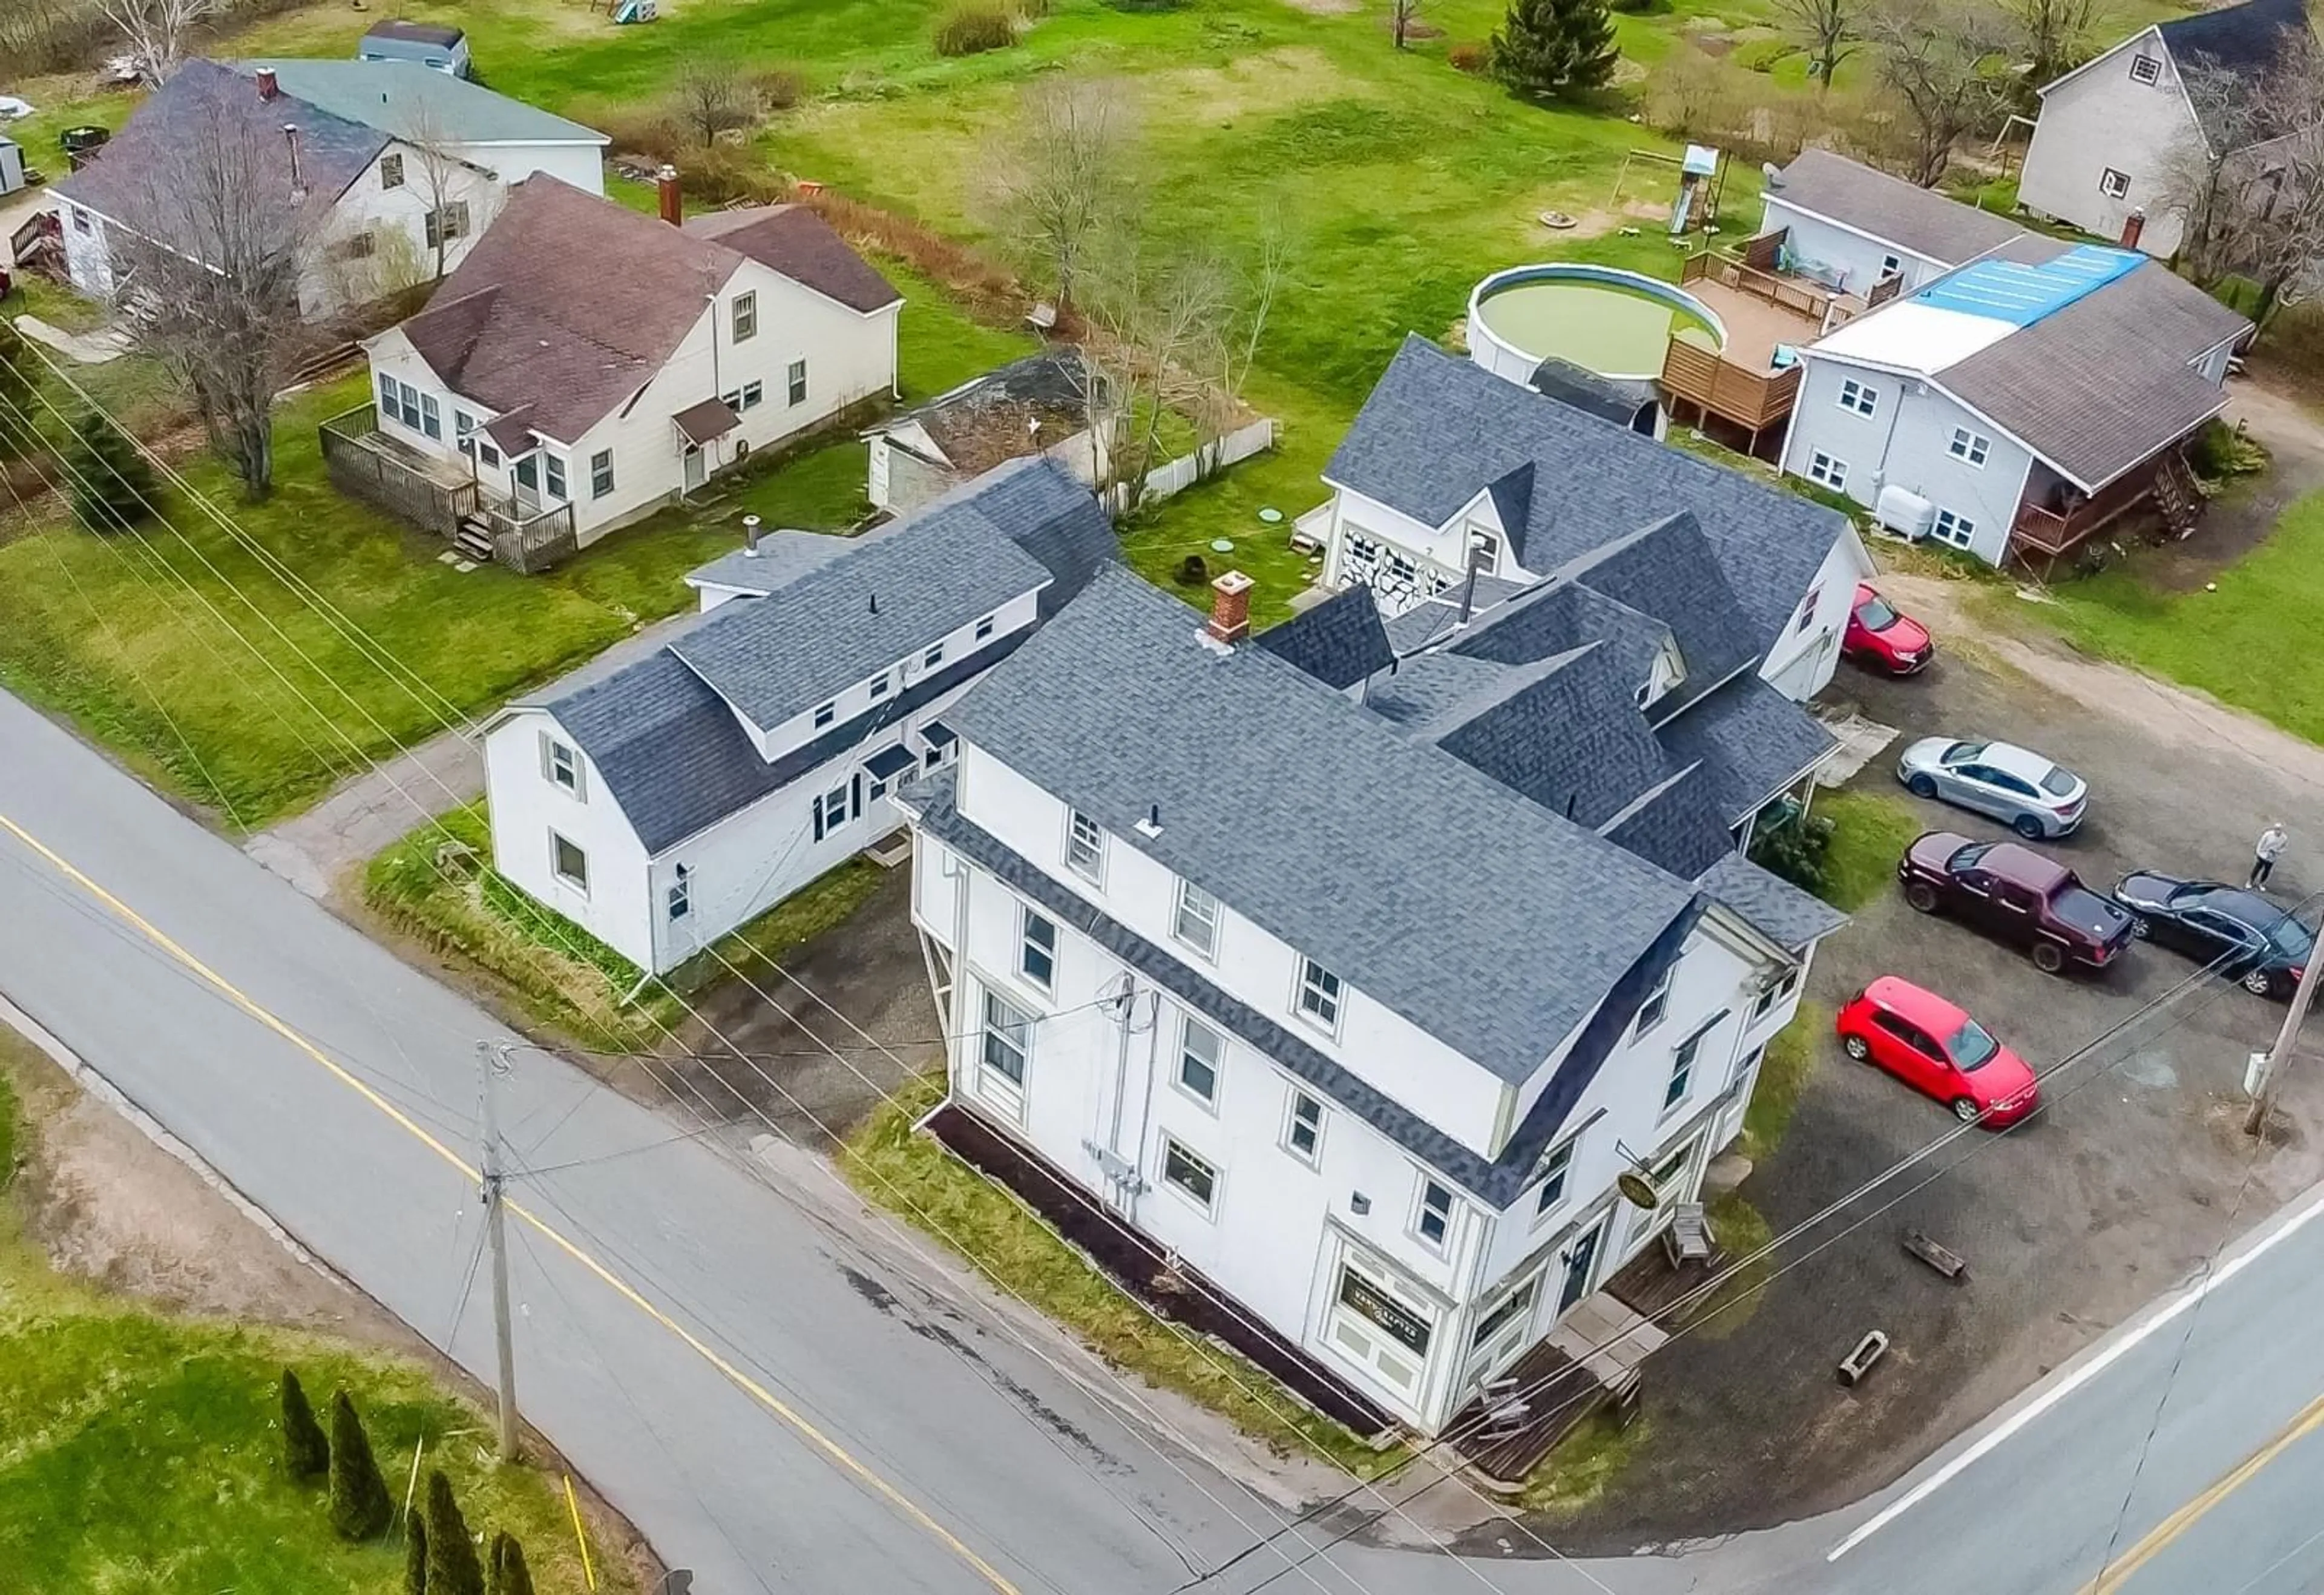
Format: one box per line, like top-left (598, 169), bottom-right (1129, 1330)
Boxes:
top-left (344, 173), bottom-right (901, 561)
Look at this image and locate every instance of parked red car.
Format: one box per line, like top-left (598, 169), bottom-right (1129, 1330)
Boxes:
top-left (1897, 832), bottom-right (2135, 975)
top-left (1836, 977), bottom-right (2041, 1127)
top-left (1843, 583), bottom-right (1934, 674)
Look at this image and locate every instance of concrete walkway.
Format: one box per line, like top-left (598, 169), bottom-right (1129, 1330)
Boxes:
top-left (13, 312), bottom-right (131, 365)
top-left (245, 607), bottom-right (704, 899)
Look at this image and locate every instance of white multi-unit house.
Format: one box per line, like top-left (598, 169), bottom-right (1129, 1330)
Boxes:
top-left (350, 172), bottom-right (902, 550)
top-left (52, 58), bottom-right (606, 317)
top-left (899, 556), bottom-right (1848, 1436)
top-left (2018, 0), bottom-right (2312, 260)
top-left (476, 459), bottom-right (1114, 975)
top-left (1756, 148), bottom-right (2026, 297)
top-left (1315, 336), bottom-right (1872, 705)
top-left (1779, 238), bottom-right (2251, 567)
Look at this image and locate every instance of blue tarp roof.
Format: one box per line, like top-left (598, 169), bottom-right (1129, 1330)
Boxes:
top-left (1913, 245), bottom-right (2144, 327)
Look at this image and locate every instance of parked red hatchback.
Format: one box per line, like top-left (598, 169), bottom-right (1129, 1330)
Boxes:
top-left (1843, 583), bottom-right (1934, 675)
top-left (1836, 977), bottom-right (2040, 1127)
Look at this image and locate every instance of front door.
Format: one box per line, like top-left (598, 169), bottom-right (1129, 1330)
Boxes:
top-left (511, 453), bottom-right (540, 511)
top-left (1558, 1216), bottom-right (1607, 1314)
top-left (683, 444), bottom-right (707, 490)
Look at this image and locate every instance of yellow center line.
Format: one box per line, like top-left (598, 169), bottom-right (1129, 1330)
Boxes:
top-left (2080, 1387), bottom-right (2324, 1595)
top-left (0, 809), bottom-right (1022, 1595)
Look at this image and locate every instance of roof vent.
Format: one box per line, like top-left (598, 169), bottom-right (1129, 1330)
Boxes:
top-left (1134, 803), bottom-right (1163, 838)
top-left (742, 513), bottom-right (761, 556)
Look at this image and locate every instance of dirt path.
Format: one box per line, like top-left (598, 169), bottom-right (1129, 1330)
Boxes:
top-left (2140, 378), bottom-right (2324, 592)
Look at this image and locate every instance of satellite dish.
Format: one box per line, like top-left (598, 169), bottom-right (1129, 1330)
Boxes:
top-left (1617, 1170), bottom-right (1661, 1211)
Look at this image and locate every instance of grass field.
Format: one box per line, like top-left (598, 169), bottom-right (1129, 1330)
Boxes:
top-left (0, 1035), bottom-right (633, 1595)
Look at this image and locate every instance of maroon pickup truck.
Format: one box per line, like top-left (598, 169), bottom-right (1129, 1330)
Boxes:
top-left (1897, 832), bottom-right (2136, 975)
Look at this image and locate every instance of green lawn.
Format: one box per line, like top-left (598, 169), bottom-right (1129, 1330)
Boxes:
top-left (2011, 488), bottom-right (2324, 748)
top-left (0, 1036), bottom-right (632, 1595)
top-left (1816, 788), bottom-right (1922, 914)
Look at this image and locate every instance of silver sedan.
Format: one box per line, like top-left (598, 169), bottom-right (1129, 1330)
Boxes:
top-left (1896, 736), bottom-right (2089, 840)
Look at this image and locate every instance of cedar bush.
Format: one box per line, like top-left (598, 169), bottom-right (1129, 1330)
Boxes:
top-left (404, 1515), bottom-right (429, 1595)
top-left (326, 1391), bottom-right (392, 1541)
top-left (279, 1370), bottom-right (330, 1482)
top-left (488, 1530), bottom-right (537, 1595)
top-left (1489, 0), bottom-right (1620, 98)
top-left (934, 4), bottom-right (1016, 54)
top-left (64, 410), bottom-right (157, 536)
top-left (425, 1470), bottom-right (486, 1595)
top-left (0, 318), bottom-right (32, 465)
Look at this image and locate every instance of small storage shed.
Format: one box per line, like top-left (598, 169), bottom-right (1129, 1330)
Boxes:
top-left (0, 136), bottom-right (25, 197)
top-left (356, 20), bottom-right (472, 77)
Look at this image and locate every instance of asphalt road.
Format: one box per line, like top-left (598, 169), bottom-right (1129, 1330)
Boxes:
top-left (5, 680), bottom-right (2324, 1595)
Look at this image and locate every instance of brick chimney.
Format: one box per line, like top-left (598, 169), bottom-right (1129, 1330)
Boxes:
top-left (255, 67), bottom-right (278, 101)
top-left (657, 165), bottom-right (683, 226)
top-left (2119, 208), bottom-right (2145, 251)
top-left (1206, 570), bottom-right (1253, 646)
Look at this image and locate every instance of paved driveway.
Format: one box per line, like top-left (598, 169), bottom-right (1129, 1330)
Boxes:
top-left (1527, 607), bottom-right (2324, 1551)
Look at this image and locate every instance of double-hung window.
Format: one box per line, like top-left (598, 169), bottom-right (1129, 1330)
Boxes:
top-left (1172, 880), bottom-right (1219, 959)
top-left (813, 700), bottom-right (837, 729)
top-left (667, 864), bottom-right (691, 921)
top-left (379, 152), bottom-right (404, 189)
top-left (1177, 1017), bottom-right (1221, 1106)
top-left (981, 989), bottom-right (1031, 1087)
top-left (1837, 378), bottom-right (1878, 418)
top-left (539, 734), bottom-right (583, 797)
top-left (543, 452), bottom-right (568, 501)
top-left (550, 832), bottom-right (588, 893)
top-left (1633, 969), bottom-right (1672, 1036)
top-left (1284, 1090), bottom-right (1324, 1164)
top-left (1753, 968), bottom-right (1799, 1019)
top-left (1161, 1136), bottom-right (1218, 1214)
top-left (1295, 956), bottom-right (1342, 1031)
top-left (922, 642), bottom-right (945, 670)
top-left (1019, 909), bottom-right (1058, 990)
top-left (1534, 1137), bottom-right (1577, 1219)
top-left (1808, 450), bottom-right (1848, 492)
top-left (1666, 1025), bottom-right (1709, 1111)
top-left (1932, 508), bottom-right (1977, 549)
top-left (812, 777), bottom-right (855, 841)
top-left (1948, 427), bottom-right (1992, 467)
top-left (868, 670), bottom-right (890, 701)
top-left (1414, 1179), bottom-right (1456, 1251)
top-left (732, 292), bottom-right (758, 342)
top-left (787, 358), bottom-right (808, 406)
top-left (590, 449), bottom-right (615, 499)
top-left (1065, 810), bottom-right (1105, 882)
top-left (974, 613), bottom-right (997, 641)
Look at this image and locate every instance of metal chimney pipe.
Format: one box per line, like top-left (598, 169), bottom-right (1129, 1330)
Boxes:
top-left (742, 514), bottom-right (761, 556)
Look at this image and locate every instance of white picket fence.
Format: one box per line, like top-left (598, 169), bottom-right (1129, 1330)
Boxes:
top-left (1105, 418), bottom-right (1277, 514)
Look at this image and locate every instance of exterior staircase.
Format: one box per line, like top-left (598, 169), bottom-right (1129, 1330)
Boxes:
top-left (2155, 449), bottom-right (2204, 541)
top-left (452, 516), bottom-right (496, 564)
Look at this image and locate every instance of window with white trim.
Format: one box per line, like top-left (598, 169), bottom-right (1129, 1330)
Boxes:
top-left (1534, 1136), bottom-right (1577, 1218)
top-left (2129, 54), bottom-right (2159, 84)
top-left (787, 358), bottom-right (808, 406)
top-left (732, 292), bottom-right (757, 342)
top-left (1019, 909), bottom-right (1057, 990)
top-left (1285, 1090), bottom-right (1324, 1164)
top-left (1177, 1016), bottom-right (1221, 1105)
top-left (813, 700), bottom-right (836, 729)
top-left (550, 832), bottom-right (588, 893)
top-left (1173, 880), bottom-right (1219, 959)
top-left (975, 613), bottom-right (997, 641)
top-left (1948, 427), bottom-right (1992, 467)
top-left (590, 449), bottom-right (615, 499)
top-left (922, 642), bottom-right (945, 670)
top-left (1730, 1041), bottom-right (1767, 1090)
top-left (1932, 508), bottom-right (1977, 550)
top-left (1161, 1136), bottom-right (1218, 1214)
top-left (667, 864), bottom-right (691, 921)
top-left (1837, 378), bottom-right (1878, 418)
top-left (980, 989), bottom-right (1031, 1085)
top-left (1879, 253), bottom-right (1903, 279)
top-left (539, 734), bottom-right (583, 797)
top-left (1295, 957), bottom-right (1343, 1031)
top-left (379, 153), bottom-right (404, 189)
top-left (1666, 1026), bottom-right (1708, 1111)
top-left (2099, 167), bottom-right (2132, 200)
top-left (1753, 967), bottom-right (1799, 1018)
top-left (1414, 1178), bottom-right (1456, 1251)
top-left (868, 669), bottom-right (890, 701)
top-left (422, 202), bottom-right (468, 251)
top-left (1065, 810), bottom-right (1105, 882)
top-left (812, 775), bottom-right (856, 841)
top-left (1796, 585), bottom-right (1822, 634)
top-left (1633, 969), bottom-right (1672, 1036)
top-left (542, 451), bottom-right (566, 501)
top-left (1808, 450), bottom-right (1848, 491)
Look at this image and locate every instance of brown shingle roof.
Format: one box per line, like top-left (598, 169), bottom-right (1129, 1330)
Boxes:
top-left (682, 205), bottom-right (902, 314)
top-left (399, 174), bottom-right (737, 444)
top-left (1767, 148), bottom-right (2026, 266)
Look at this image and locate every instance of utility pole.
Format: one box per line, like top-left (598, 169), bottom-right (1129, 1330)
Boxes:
top-left (478, 1040), bottom-right (521, 1460)
top-left (2245, 952), bottom-right (2323, 1136)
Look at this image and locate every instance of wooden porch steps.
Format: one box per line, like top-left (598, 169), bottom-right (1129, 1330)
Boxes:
top-left (2155, 450), bottom-right (2204, 541)
top-left (453, 518), bottom-right (496, 564)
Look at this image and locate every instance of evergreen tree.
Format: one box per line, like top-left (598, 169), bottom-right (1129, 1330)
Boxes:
top-left (487, 1530), bottom-right (537, 1595)
top-left (327, 1390), bottom-right (393, 1541)
top-left (65, 409), bottom-right (157, 535)
top-left (0, 318), bottom-right (31, 464)
top-left (404, 1514), bottom-right (429, 1595)
top-left (424, 1470), bottom-right (486, 1595)
top-left (1489, 0), bottom-right (1619, 98)
top-left (279, 1369), bottom-right (330, 1482)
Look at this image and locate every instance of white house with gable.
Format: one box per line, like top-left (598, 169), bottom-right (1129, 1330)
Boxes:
top-left (1754, 148), bottom-right (2026, 296)
top-left (349, 172), bottom-right (901, 554)
top-left (899, 561), bottom-right (1846, 1438)
top-left (476, 460), bottom-right (1115, 975)
top-left (53, 58), bottom-right (606, 317)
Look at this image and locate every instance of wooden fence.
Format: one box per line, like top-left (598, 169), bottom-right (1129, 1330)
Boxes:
top-left (318, 404), bottom-right (478, 539)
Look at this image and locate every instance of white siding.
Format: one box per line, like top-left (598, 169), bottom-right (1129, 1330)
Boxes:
top-left (1760, 197), bottom-right (1953, 293)
top-left (462, 140), bottom-right (603, 193)
top-left (306, 142), bottom-right (508, 316)
top-left (2020, 32), bottom-right (2194, 258)
top-left (1758, 525), bottom-right (1873, 700)
top-left (483, 712), bottom-right (658, 970)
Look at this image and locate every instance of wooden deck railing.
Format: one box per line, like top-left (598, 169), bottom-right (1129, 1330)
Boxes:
top-left (318, 404), bottom-right (479, 539)
top-left (484, 500), bottom-right (577, 574)
top-left (1659, 338), bottom-right (1802, 432)
top-left (2011, 465), bottom-right (2161, 556)
top-left (1681, 249), bottom-right (1838, 323)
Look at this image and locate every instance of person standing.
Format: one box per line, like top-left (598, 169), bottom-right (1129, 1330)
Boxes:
top-left (2250, 821), bottom-right (2289, 890)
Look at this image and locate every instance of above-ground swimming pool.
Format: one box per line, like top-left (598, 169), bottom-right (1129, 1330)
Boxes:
top-left (1468, 264), bottom-right (1726, 385)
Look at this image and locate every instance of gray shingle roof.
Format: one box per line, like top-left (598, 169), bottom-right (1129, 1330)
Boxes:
top-left (236, 59), bottom-right (606, 146)
top-left (1934, 235), bottom-right (2250, 488)
top-left (1655, 672), bottom-right (1839, 826)
top-left (1604, 768), bottom-right (1738, 880)
top-left (1427, 643), bottom-right (1676, 829)
top-left (2161, 0), bottom-right (2311, 106)
top-left (686, 534), bottom-right (856, 597)
top-left (1562, 511), bottom-right (1757, 692)
top-left (681, 204), bottom-right (902, 314)
top-left (56, 59), bottom-right (388, 225)
top-left (1766, 148), bottom-right (2025, 266)
top-left (1255, 584), bottom-right (1394, 689)
top-left (1696, 852), bottom-right (1848, 952)
top-left (944, 565), bottom-right (1701, 1082)
top-left (526, 460), bottom-right (1113, 850)
top-left (1379, 575), bottom-right (1531, 653)
top-left (1327, 339), bottom-right (1848, 648)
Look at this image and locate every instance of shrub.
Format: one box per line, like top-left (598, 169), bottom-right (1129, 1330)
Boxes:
top-left (1731, 36), bottom-right (1796, 71)
top-left (326, 1391), bottom-right (392, 1541)
top-left (1175, 553), bottom-right (1210, 587)
top-left (1491, 0), bottom-right (1620, 99)
top-left (1447, 39), bottom-right (1489, 71)
top-left (1748, 811), bottom-right (1834, 894)
top-left (934, 4), bottom-right (1016, 54)
top-left (280, 1370), bottom-right (330, 1482)
top-left (581, 102), bottom-right (687, 164)
top-left (750, 66), bottom-right (806, 110)
top-left (1609, 0), bottom-right (1670, 13)
top-left (404, 1516), bottom-right (429, 1595)
top-left (0, 318), bottom-right (31, 465)
top-left (65, 410), bottom-right (157, 536)
top-left (424, 1470), bottom-right (486, 1595)
top-left (488, 1530), bottom-right (537, 1595)
top-left (2190, 417), bottom-right (2268, 479)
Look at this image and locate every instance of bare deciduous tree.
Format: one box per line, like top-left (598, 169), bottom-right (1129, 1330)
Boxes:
top-left (987, 76), bottom-right (1138, 315)
top-left (399, 103), bottom-right (472, 282)
top-left (1770, 0), bottom-right (1860, 93)
top-left (669, 54), bottom-right (759, 147)
top-left (2161, 48), bottom-right (2324, 313)
top-left (2003, 0), bottom-right (2111, 88)
top-left (1391, 0), bottom-right (1424, 49)
top-left (1864, 0), bottom-right (2017, 186)
top-left (97, 0), bottom-right (215, 86)
top-left (113, 79), bottom-right (325, 498)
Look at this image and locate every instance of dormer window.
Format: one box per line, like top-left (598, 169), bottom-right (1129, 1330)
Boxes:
top-left (1295, 956), bottom-right (1344, 1033)
top-left (813, 700), bottom-right (836, 729)
top-left (868, 670), bottom-right (890, 701)
top-left (923, 642), bottom-right (945, 670)
top-left (1064, 809), bottom-right (1105, 883)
